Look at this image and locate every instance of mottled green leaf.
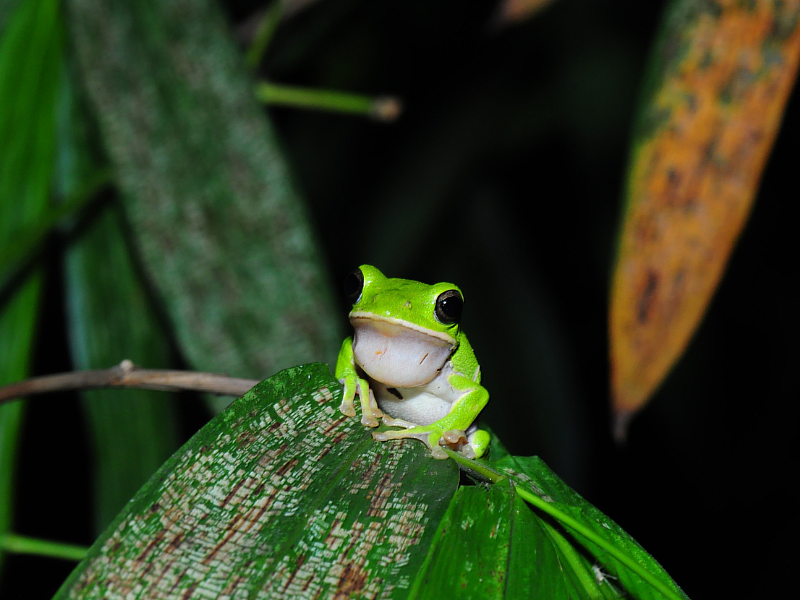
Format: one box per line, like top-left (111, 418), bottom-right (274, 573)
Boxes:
top-left (55, 363), bottom-right (459, 599)
top-left (65, 0), bottom-right (341, 406)
top-left (411, 478), bottom-right (570, 599)
top-left (489, 455), bottom-right (689, 600)
top-left (0, 0), bottom-right (61, 574)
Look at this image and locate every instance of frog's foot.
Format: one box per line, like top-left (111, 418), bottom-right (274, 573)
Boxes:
top-left (338, 377), bottom-right (383, 427)
top-left (359, 387), bottom-right (384, 428)
top-left (338, 377), bottom-right (357, 417)
top-left (441, 429), bottom-right (475, 459)
top-left (373, 426), bottom-right (475, 460)
top-left (373, 427), bottom-right (446, 459)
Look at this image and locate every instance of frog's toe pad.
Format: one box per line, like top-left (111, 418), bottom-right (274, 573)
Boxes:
top-left (441, 429), bottom-right (467, 445)
top-left (470, 429), bottom-right (491, 459)
top-left (361, 414), bottom-right (380, 427)
top-left (338, 399), bottom-right (357, 418)
top-left (439, 429), bottom-right (475, 458)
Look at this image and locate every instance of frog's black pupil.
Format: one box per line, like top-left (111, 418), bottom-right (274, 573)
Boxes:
top-left (435, 290), bottom-right (463, 325)
top-left (344, 269), bottom-right (364, 303)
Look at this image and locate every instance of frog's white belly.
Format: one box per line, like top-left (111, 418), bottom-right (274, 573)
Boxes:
top-left (368, 362), bottom-right (461, 426)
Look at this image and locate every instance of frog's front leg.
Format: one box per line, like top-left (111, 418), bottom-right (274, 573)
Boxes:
top-left (335, 337), bottom-right (383, 427)
top-left (374, 374), bottom-right (490, 459)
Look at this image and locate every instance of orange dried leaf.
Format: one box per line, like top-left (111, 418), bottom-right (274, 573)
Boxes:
top-left (610, 0), bottom-right (800, 438)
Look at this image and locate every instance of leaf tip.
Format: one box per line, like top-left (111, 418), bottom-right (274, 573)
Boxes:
top-left (612, 409), bottom-right (634, 445)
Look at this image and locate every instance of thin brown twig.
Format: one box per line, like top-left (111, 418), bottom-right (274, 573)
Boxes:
top-left (0, 360), bottom-right (259, 406)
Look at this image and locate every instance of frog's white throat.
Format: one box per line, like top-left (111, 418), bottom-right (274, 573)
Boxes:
top-left (350, 313), bottom-right (455, 388)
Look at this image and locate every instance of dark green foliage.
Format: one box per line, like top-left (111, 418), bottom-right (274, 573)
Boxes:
top-left (66, 0), bottom-right (341, 391)
top-left (0, 0), bottom-right (62, 575)
top-left (56, 365), bottom-right (685, 599)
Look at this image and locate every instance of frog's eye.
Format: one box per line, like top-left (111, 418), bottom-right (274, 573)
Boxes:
top-left (344, 268), bottom-right (365, 304)
top-left (434, 290), bottom-right (463, 325)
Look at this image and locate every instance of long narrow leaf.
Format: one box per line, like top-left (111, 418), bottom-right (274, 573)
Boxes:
top-left (610, 0), bottom-right (800, 435)
top-left (65, 0), bottom-right (341, 401)
top-left (410, 478), bottom-right (585, 599)
top-left (0, 0), bottom-right (62, 576)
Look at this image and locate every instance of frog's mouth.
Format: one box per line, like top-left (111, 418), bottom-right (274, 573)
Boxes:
top-left (350, 313), bottom-right (455, 388)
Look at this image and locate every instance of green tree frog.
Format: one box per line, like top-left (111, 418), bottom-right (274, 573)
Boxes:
top-left (335, 265), bottom-right (490, 459)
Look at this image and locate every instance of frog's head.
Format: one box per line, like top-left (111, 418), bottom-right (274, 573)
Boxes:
top-left (344, 265), bottom-right (464, 388)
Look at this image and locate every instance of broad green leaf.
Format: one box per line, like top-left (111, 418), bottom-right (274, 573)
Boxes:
top-left (55, 364), bottom-right (459, 599)
top-left (610, 0), bottom-right (800, 435)
top-left (410, 478), bottom-right (572, 599)
top-left (65, 0), bottom-right (341, 407)
top-left (473, 454), bottom-right (689, 600)
top-left (0, 0), bottom-right (61, 575)
top-left (56, 51), bottom-right (181, 535)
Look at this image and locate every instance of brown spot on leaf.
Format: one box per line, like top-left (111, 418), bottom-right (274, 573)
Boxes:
top-left (136, 529), bottom-right (166, 563)
top-left (637, 270), bottom-right (659, 324)
top-left (182, 582), bottom-right (198, 599)
top-left (203, 514), bottom-right (243, 565)
top-left (367, 474), bottom-right (394, 517)
top-left (220, 479), bottom-right (245, 507)
top-left (235, 429), bottom-right (257, 446)
top-left (166, 533), bottom-right (183, 552)
top-left (222, 574), bottom-right (246, 595)
top-left (315, 386), bottom-right (333, 404)
top-left (303, 573), bottom-right (315, 591)
top-left (282, 554), bottom-right (307, 593)
top-left (169, 567), bottom-right (190, 593)
top-left (334, 562), bottom-right (368, 599)
top-left (241, 487), bottom-right (281, 533)
top-left (323, 416), bottom-right (348, 435)
top-left (276, 458), bottom-right (299, 477)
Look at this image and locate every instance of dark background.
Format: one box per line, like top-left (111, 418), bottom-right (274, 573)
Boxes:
top-left (4, 0), bottom-right (799, 597)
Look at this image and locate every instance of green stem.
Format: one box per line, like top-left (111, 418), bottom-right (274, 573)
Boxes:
top-left (444, 450), bottom-right (683, 600)
top-left (245, 1), bottom-right (283, 69)
top-left (539, 519), bottom-right (604, 598)
top-left (254, 81), bottom-right (401, 121)
top-left (1, 533), bottom-right (88, 561)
